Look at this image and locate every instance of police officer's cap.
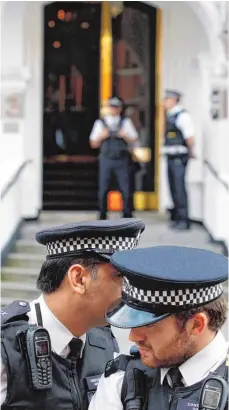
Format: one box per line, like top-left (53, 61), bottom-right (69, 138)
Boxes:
top-left (165, 89), bottom-right (182, 100)
top-left (106, 246), bottom-right (228, 328)
top-left (36, 219), bottom-right (145, 261)
top-left (108, 96), bottom-right (123, 107)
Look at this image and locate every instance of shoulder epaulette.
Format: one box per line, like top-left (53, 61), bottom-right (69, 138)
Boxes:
top-left (105, 354), bottom-right (131, 378)
top-left (1, 300), bottom-right (30, 325)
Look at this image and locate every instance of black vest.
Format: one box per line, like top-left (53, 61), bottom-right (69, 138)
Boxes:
top-left (1, 304), bottom-right (119, 410)
top-left (105, 354), bottom-right (228, 410)
top-left (100, 118), bottom-right (129, 160)
top-left (164, 110), bottom-right (187, 148)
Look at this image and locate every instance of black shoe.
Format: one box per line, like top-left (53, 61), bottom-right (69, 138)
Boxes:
top-left (167, 208), bottom-right (177, 222)
top-left (174, 221), bottom-right (190, 231)
top-left (123, 213), bottom-right (133, 218)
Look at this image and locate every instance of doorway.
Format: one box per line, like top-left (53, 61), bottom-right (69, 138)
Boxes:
top-left (42, 1), bottom-right (160, 211)
top-left (43, 2), bottom-right (101, 210)
top-left (43, 2), bottom-right (101, 158)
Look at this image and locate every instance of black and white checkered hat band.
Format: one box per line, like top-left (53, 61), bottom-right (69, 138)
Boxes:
top-left (123, 277), bottom-right (223, 307)
top-left (46, 233), bottom-right (141, 256)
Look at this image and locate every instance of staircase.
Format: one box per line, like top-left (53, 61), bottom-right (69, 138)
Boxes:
top-left (43, 157), bottom-right (99, 210)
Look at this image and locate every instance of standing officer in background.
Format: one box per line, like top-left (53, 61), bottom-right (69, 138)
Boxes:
top-left (1, 218), bottom-right (145, 409)
top-left (90, 97), bottom-right (139, 220)
top-left (90, 246), bottom-right (228, 410)
top-left (162, 90), bottom-right (196, 231)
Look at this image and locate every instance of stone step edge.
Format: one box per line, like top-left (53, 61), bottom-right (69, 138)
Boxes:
top-left (7, 253), bottom-right (44, 261)
top-left (2, 267), bottom-right (39, 275)
top-left (1, 282), bottom-right (37, 291)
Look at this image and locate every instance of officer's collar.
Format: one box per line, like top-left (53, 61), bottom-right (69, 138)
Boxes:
top-left (29, 295), bottom-right (86, 357)
top-left (167, 104), bottom-right (182, 116)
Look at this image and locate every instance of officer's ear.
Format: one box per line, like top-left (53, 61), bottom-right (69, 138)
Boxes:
top-left (190, 312), bottom-right (208, 336)
top-left (67, 264), bottom-right (88, 295)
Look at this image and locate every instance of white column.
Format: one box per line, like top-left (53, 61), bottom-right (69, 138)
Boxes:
top-left (21, 1), bottom-right (44, 218)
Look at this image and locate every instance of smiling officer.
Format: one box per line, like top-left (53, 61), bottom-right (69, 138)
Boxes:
top-left (1, 218), bottom-right (145, 409)
top-left (90, 246), bottom-right (228, 410)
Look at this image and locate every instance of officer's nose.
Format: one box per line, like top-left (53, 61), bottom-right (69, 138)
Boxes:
top-left (129, 327), bottom-right (146, 343)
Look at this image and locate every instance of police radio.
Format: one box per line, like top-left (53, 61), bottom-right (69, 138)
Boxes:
top-left (17, 303), bottom-right (52, 391)
top-left (199, 375), bottom-right (228, 410)
top-left (25, 326), bottom-right (52, 390)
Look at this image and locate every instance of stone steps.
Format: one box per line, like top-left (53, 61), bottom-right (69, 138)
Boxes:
top-left (1, 281), bottom-right (39, 299)
top-left (5, 253), bottom-right (44, 269)
top-left (2, 266), bottom-right (39, 283)
top-left (14, 240), bottom-right (46, 254)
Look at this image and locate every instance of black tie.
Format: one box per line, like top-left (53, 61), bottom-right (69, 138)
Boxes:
top-left (167, 368), bottom-right (183, 388)
top-left (68, 338), bottom-right (83, 360)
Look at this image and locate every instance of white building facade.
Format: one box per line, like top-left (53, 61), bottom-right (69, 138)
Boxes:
top-left (1, 1), bottom-right (228, 254)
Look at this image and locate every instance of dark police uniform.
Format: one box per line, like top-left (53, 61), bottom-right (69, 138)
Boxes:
top-left (90, 97), bottom-right (138, 219)
top-left (89, 246), bottom-right (228, 410)
top-left (162, 91), bottom-right (195, 230)
top-left (1, 218), bottom-right (145, 409)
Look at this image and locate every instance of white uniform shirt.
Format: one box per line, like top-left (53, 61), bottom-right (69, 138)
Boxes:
top-left (89, 116), bottom-right (138, 144)
top-left (89, 331), bottom-right (228, 410)
top-left (0, 295), bottom-right (86, 405)
top-left (162, 104), bottom-right (195, 155)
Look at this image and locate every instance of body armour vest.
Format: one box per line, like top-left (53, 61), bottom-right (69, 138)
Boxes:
top-left (100, 118), bottom-right (129, 160)
top-left (1, 303), bottom-right (119, 410)
top-left (119, 356), bottom-right (227, 410)
top-left (164, 110), bottom-right (187, 148)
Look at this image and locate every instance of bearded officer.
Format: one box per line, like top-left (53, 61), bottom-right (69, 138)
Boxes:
top-left (89, 246), bottom-right (228, 410)
top-left (1, 218), bottom-right (145, 409)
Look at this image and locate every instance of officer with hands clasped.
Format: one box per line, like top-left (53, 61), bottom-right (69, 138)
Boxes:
top-left (90, 246), bottom-right (228, 410)
top-left (90, 96), bottom-right (139, 220)
top-left (1, 218), bottom-right (145, 409)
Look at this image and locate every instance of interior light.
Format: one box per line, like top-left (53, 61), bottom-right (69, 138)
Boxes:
top-left (48, 20), bottom-right (55, 28)
top-left (81, 22), bottom-right (90, 29)
top-left (53, 41), bottom-right (61, 48)
top-left (57, 10), bottom-right (65, 20)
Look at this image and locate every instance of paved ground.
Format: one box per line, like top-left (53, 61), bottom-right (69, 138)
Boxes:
top-left (37, 211), bottom-right (228, 351)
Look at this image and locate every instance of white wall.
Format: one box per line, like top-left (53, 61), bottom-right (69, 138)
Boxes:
top-left (1, 1), bottom-right (43, 223)
top-left (203, 119), bottom-right (229, 246)
top-left (22, 2), bottom-right (44, 217)
top-left (1, 165), bottom-right (24, 251)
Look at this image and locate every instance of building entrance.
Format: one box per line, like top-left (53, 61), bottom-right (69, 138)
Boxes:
top-left (42, 1), bottom-right (160, 211)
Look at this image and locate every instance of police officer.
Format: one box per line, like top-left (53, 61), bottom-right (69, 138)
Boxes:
top-left (162, 90), bottom-right (196, 230)
top-left (90, 246), bottom-right (228, 410)
top-left (90, 97), bottom-right (139, 220)
top-left (1, 218), bottom-right (145, 409)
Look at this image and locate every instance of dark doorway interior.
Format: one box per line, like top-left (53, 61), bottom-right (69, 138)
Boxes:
top-left (43, 2), bottom-right (101, 158)
top-left (43, 2), bottom-right (101, 210)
